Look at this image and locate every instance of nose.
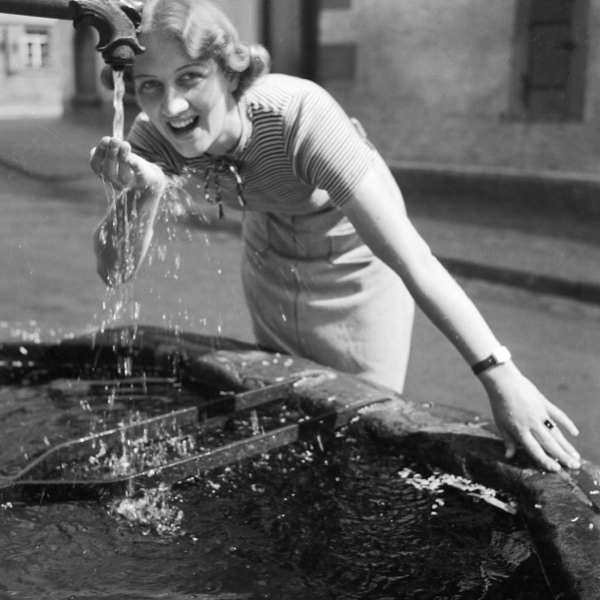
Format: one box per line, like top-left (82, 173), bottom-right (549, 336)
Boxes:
top-left (161, 86), bottom-right (189, 116)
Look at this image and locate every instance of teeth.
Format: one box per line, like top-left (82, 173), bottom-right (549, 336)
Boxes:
top-left (170, 117), bottom-right (195, 129)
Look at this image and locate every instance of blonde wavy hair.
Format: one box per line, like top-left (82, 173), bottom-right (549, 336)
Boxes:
top-left (101, 0), bottom-right (271, 97)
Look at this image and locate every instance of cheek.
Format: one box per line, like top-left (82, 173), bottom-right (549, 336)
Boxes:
top-left (206, 100), bottom-right (230, 132)
top-left (135, 94), bottom-right (157, 117)
top-left (199, 82), bottom-right (229, 117)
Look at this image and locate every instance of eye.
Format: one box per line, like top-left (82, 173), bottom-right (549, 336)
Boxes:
top-left (137, 80), bottom-right (162, 95)
top-left (178, 70), bottom-right (207, 86)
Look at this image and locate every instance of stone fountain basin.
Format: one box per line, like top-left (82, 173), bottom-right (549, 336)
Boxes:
top-left (1, 324), bottom-right (598, 598)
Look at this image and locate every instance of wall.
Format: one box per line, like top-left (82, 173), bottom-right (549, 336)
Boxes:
top-left (56, 21), bottom-right (77, 103)
top-left (322, 0), bottom-right (600, 177)
top-left (215, 0), bottom-right (261, 45)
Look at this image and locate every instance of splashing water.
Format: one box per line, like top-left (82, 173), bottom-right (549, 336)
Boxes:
top-left (95, 73), bottom-right (243, 371)
top-left (101, 68), bottom-right (236, 334)
top-left (97, 70), bottom-right (140, 331)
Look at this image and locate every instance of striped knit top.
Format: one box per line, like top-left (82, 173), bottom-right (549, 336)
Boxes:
top-left (127, 73), bottom-right (375, 215)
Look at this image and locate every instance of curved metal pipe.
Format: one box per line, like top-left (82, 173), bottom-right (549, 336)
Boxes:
top-left (0, 0), bottom-right (72, 19)
top-left (0, 0), bottom-right (144, 69)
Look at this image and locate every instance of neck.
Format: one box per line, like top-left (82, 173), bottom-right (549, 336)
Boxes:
top-left (210, 99), bottom-right (242, 157)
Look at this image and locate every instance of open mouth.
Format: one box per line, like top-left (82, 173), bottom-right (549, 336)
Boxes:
top-left (167, 116), bottom-right (199, 136)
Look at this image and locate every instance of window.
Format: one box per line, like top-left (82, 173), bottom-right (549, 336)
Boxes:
top-left (23, 28), bottom-right (50, 69)
top-left (5, 25), bottom-right (51, 74)
top-left (509, 0), bottom-right (589, 121)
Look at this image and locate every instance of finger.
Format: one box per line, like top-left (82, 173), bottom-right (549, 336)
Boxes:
top-left (90, 149), bottom-right (107, 176)
top-left (519, 430), bottom-right (561, 472)
top-left (94, 136), bottom-right (113, 160)
top-left (89, 137), bottom-right (112, 173)
top-left (117, 143), bottom-right (136, 187)
top-left (547, 426), bottom-right (581, 464)
top-left (546, 402), bottom-right (580, 437)
top-left (497, 425), bottom-right (518, 460)
top-left (90, 137), bottom-right (116, 172)
top-left (102, 138), bottom-right (121, 182)
top-left (533, 427), bottom-right (580, 470)
top-left (119, 140), bottom-right (132, 156)
top-left (538, 417), bottom-right (581, 463)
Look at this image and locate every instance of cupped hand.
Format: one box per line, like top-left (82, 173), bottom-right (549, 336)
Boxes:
top-left (90, 136), bottom-right (166, 193)
top-left (480, 361), bottom-right (580, 472)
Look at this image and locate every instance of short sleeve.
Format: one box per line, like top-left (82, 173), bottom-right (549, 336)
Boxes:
top-left (285, 82), bottom-right (375, 207)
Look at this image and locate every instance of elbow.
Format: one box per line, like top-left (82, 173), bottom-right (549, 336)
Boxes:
top-left (94, 233), bottom-right (132, 288)
top-left (96, 262), bottom-right (120, 288)
top-left (95, 251), bottom-right (137, 287)
top-left (93, 233), bottom-right (115, 287)
top-left (92, 215), bottom-right (152, 287)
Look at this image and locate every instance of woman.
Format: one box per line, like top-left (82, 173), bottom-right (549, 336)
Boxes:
top-left (91, 0), bottom-right (581, 472)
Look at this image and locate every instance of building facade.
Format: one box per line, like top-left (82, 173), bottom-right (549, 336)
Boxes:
top-left (0, 0), bottom-right (598, 178)
top-left (315, 0), bottom-right (600, 176)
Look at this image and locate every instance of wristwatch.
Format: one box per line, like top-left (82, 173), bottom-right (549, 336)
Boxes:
top-left (471, 346), bottom-right (512, 375)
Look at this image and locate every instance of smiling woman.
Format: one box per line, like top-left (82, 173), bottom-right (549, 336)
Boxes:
top-left (132, 39), bottom-right (242, 158)
top-left (89, 0), bottom-right (582, 474)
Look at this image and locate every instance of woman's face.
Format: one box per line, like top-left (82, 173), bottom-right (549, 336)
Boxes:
top-left (133, 33), bottom-right (241, 158)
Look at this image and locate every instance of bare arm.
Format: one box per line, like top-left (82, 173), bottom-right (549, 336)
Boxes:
top-left (341, 152), bottom-right (580, 471)
top-left (90, 137), bottom-right (167, 286)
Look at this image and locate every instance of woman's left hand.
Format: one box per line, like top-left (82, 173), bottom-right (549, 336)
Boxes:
top-left (480, 361), bottom-right (580, 471)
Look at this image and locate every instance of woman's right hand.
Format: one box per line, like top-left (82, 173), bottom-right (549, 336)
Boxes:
top-left (90, 136), bottom-right (166, 193)
top-left (91, 137), bottom-right (167, 286)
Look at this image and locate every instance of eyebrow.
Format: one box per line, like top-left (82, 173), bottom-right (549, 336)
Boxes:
top-left (134, 61), bottom-right (210, 80)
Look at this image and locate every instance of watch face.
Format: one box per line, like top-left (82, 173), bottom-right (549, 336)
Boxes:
top-left (493, 347), bottom-right (511, 363)
top-left (472, 346), bottom-right (512, 375)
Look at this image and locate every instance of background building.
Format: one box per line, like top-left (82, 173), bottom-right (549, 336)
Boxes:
top-left (0, 14), bottom-right (68, 117)
top-left (312, 0), bottom-right (600, 177)
top-left (0, 0), bottom-right (597, 180)
top-left (0, 0), bottom-right (260, 116)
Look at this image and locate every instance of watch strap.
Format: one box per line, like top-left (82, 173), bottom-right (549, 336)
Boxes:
top-left (471, 346), bottom-right (511, 375)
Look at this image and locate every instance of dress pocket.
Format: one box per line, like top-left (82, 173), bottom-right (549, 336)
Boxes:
top-left (328, 230), bottom-right (375, 265)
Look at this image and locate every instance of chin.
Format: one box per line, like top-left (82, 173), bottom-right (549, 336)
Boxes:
top-left (173, 141), bottom-right (208, 158)
top-left (180, 136), bottom-right (213, 157)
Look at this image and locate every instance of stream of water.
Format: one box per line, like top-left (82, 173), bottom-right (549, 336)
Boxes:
top-left (113, 70), bottom-right (126, 142)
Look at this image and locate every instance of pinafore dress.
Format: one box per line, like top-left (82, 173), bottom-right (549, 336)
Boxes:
top-left (128, 74), bottom-right (414, 393)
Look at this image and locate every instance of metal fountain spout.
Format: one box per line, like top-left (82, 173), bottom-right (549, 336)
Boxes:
top-left (0, 0), bottom-right (144, 69)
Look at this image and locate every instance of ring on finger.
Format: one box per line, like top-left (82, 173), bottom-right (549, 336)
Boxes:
top-left (543, 418), bottom-right (556, 430)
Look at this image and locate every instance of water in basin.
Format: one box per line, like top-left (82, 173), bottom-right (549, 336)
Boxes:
top-left (0, 373), bottom-right (554, 600)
